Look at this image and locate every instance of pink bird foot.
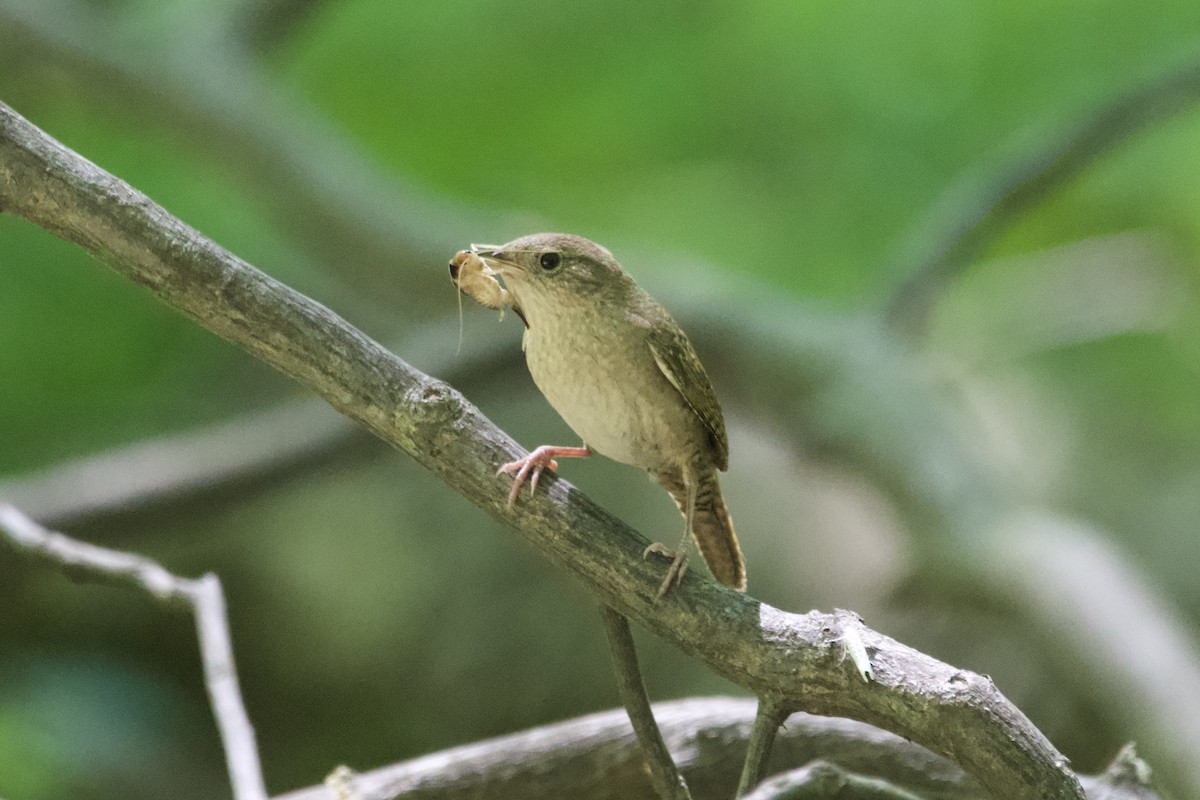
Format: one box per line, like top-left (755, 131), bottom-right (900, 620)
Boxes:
top-left (497, 445), bottom-right (591, 508)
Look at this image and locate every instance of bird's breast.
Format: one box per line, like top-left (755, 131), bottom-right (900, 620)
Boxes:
top-left (521, 312), bottom-right (699, 471)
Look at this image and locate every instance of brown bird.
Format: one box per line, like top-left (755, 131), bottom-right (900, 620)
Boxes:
top-left (462, 233), bottom-right (745, 596)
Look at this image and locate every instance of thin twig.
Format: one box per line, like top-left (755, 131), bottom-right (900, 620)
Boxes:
top-left (885, 53), bottom-right (1200, 336)
top-left (600, 606), bottom-right (691, 800)
top-left (0, 504), bottom-right (267, 800)
top-left (736, 696), bottom-right (791, 797)
top-left (1081, 744), bottom-right (1160, 800)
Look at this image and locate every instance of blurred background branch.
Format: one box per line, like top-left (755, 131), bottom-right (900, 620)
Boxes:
top-left (0, 0), bottom-right (465, 320)
top-left (0, 317), bottom-right (517, 529)
top-left (742, 761), bottom-right (930, 800)
top-left (0, 505), bottom-right (267, 800)
top-left (885, 52), bottom-right (1200, 335)
top-left (230, 0), bottom-right (331, 52)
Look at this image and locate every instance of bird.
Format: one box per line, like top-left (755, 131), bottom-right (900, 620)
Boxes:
top-left (456, 233), bottom-right (745, 596)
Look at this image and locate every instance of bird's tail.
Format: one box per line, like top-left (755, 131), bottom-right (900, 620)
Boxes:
top-left (660, 469), bottom-right (746, 591)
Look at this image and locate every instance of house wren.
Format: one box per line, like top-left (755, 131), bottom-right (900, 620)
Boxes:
top-left (455, 233), bottom-right (746, 595)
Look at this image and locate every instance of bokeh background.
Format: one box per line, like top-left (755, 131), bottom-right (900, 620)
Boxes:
top-left (3, 1), bottom-right (1200, 798)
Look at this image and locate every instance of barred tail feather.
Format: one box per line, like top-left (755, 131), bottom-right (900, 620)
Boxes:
top-left (660, 469), bottom-right (746, 591)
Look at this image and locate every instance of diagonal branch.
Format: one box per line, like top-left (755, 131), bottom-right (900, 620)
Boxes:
top-left (601, 606), bottom-right (692, 800)
top-left (0, 318), bottom-right (519, 528)
top-left (736, 696), bottom-right (790, 797)
top-left (0, 0), bottom-right (480, 317)
top-left (0, 99), bottom-right (1085, 799)
top-left (885, 53), bottom-right (1200, 335)
top-left (0, 504), bottom-right (268, 800)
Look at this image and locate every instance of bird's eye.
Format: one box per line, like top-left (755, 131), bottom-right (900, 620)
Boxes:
top-left (539, 252), bottom-right (562, 271)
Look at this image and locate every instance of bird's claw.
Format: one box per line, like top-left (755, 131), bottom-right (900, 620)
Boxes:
top-left (497, 447), bottom-right (561, 509)
top-left (643, 543), bottom-right (688, 597)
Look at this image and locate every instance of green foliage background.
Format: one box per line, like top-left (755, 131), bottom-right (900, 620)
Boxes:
top-left (2, 1), bottom-right (1199, 798)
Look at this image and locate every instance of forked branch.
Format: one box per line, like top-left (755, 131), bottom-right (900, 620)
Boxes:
top-left (0, 505), bottom-right (268, 800)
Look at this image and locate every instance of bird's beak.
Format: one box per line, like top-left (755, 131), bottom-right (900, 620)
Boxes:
top-left (471, 243), bottom-right (523, 274)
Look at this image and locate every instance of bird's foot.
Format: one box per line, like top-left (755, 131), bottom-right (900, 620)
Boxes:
top-left (643, 543), bottom-right (688, 597)
top-left (497, 445), bottom-right (591, 509)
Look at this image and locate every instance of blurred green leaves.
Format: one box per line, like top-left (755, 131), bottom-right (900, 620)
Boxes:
top-left (276, 0), bottom-right (1200, 300)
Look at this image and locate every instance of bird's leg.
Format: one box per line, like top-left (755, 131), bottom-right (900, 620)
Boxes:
top-left (643, 476), bottom-right (695, 597)
top-left (498, 444), bottom-right (592, 508)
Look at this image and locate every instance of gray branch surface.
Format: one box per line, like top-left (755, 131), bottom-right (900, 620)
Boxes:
top-left (601, 606), bottom-right (692, 800)
top-left (0, 100), bottom-right (1108, 799)
top-left (742, 760), bottom-right (927, 800)
top-left (273, 698), bottom-right (1158, 800)
top-left (736, 697), bottom-right (791, 797)
top-left (275, 698), bottom-right (970, 800)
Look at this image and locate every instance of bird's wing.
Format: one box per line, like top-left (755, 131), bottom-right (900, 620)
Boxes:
top-left (648, 324), bottom-right (729, 471)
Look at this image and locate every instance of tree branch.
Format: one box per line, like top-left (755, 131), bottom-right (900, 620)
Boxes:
top-left (736, 696), bottom-right (791, 797)
top-left (271, 698), bottom-right (1157, 800)
top-left (742, 760), bottom-right (927, 800)
top-left (274, 698), bottom-right (965, 800)
top-left (0, 99), bottom-right (1090, 799)
top-left (0, 504), bottom-right (268, 800)
top-left (601, 606), bottom-right (692, 800)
